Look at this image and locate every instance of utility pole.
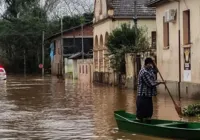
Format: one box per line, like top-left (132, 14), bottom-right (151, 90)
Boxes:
top-left (42, 31), bottom-right (45, 78)
top-left (24, 49), bottom-right (26, 77)
top-left (60, 17), bottom-right (64, 78)
top-left (81, 23), bottom-right (84, 61)
top-left (133, 0), bottom-right (138, 90)
top-left (134, 0), bottom-right (138, 33)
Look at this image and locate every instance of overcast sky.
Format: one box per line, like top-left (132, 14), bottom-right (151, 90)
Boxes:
top-left (0, 2), bottom-right (5, 16)
top-left (55, 0), bottom-right (94, 16)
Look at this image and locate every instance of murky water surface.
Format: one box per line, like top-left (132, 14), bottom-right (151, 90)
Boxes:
top-left (0, 75), bottom-right (199, 139)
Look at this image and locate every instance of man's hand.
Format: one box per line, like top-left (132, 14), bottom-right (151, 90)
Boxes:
top-left (156, 81), bottom-right (165, 85)
top-left (159, 81), bottom-right (166, 84)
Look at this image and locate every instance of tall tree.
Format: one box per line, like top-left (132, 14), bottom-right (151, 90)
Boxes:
top-left (3, 0), bottom-right (39, 19)
top-left (0, 0), bottom-right (49, 73)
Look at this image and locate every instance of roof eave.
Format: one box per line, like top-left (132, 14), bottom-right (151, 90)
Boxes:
top-left (93, 15), bottom-right (156, 26)
top-left (147, 0), bottom-right (170, 7)
top-left (45, 21), bottom-right (93, 41)
top-left (93, 17), bottom-right (111, 26)
top-left (113, 16), bottom-right (156, 19)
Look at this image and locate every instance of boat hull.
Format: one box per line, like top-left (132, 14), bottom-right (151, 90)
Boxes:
top-left (114, 110), bottom-right (200, 140)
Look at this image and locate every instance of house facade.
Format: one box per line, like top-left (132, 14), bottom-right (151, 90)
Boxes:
top-left (148, 0), bottom-right (200, 98)
top-left (93, 0), bottom-right (157, 87)
top-left (47, 22), bottom-right (93, 81)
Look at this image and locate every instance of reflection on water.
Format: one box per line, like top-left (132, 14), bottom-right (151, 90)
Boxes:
top-left (0, 75), bottom-right (197, 139)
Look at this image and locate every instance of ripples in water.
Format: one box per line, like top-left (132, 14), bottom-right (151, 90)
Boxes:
top-left (0, 75), bottom-right (196, 139)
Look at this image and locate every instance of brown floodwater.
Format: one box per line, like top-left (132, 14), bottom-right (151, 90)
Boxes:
top-left (0, 75), bottom-right (199, 140)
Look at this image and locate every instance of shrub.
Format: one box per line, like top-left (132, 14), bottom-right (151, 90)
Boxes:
top-left (183, 103), bottom-right (200, 117)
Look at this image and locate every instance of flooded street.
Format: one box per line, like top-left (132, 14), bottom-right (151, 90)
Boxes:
top-left (0, 75), bottom-right (199, 140)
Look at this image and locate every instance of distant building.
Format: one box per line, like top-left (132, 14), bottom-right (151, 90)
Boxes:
top-left (47, 22), bottom-right (93, 80)
top-left (93, 0), bottom-right (156, 88)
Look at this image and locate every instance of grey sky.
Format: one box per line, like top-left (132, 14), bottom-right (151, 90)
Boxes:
top-left (0, 0), bottom-right (94, 19)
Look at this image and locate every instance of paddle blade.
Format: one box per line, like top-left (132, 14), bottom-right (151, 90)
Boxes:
top-left (175, 104), bottom-right (183, 117)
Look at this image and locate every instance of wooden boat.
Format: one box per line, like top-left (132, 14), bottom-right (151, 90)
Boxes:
top-left (114, 110), bottom-right (200, 140)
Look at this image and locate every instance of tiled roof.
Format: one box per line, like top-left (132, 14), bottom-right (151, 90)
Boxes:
top-left (148, 0), bottom-right (162, 3)
top-left (147, 0), bottom-right (168, 7)
top-left (46, 22), bottom-right (93, 41)
top-left (108, 0), bottom-right (156, 18)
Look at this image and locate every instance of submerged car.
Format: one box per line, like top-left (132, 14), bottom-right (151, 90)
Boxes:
top-left (0, 67), bottom-right (6, 80)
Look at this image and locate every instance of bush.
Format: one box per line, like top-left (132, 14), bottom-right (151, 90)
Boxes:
top-left (183, 103), bottom-right (200, 117)
top-left (106, 23), bottom-right (150, 74)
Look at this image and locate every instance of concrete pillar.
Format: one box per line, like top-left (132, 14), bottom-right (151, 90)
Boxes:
top-left (103, 50), bottom-right (105, 72)
top-left (98, 50), bottom-right (100, 72)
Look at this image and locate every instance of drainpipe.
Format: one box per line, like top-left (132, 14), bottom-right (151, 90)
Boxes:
top-left (171, 0), bottom-right (181, 99)
top-left (81, 24), bottom-right (84, 61)
top-left (169, 0), bottom-right (181, 99)
top-left (177, 0), bottom-right (181, 100)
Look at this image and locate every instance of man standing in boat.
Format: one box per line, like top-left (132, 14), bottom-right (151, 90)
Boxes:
top-left (136, 57), bottom-right (164, 122)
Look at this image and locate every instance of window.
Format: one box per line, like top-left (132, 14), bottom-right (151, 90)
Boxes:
top-left (151, 31), bottom-right (156, 49)
top-left (183, 10), bottom-right (191, 45)
top-left (86, 65), bottom-right (88, 74)
top-left (163, 16), bottom-right (169, 47)
top-left (79, 65), bottom-right (81, 73)
top-left (82, 65), bottom-right (84, 74)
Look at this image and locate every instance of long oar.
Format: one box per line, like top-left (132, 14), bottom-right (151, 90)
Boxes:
top-left (154, 63), bottom-right (183, 117)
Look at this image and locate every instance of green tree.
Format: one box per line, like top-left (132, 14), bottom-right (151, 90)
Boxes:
top-left (63, 12), bottom-right (93, 29)
top-left (3, 0), bottom-right (39, 19)
top-left (0, 0), bottom-right (93, 74)
top-left (0, 1), bottom-right (49, 73)
top-left (106, 23), bottom-right (150, 84)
